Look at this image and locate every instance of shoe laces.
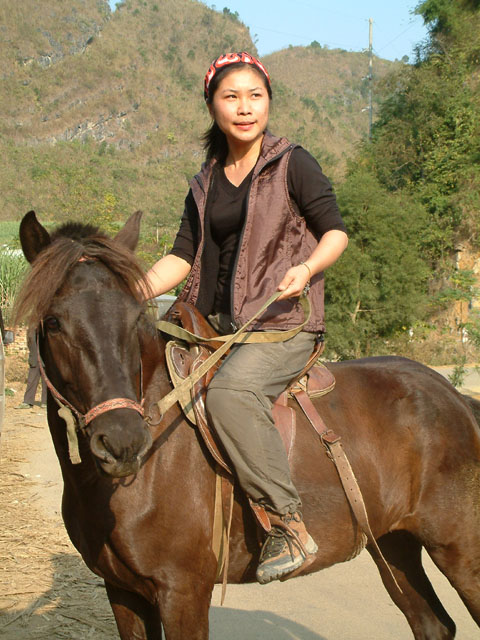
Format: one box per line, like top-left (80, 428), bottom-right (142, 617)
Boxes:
top-left (259, 511), bottom-right (303, 562)
top-left (259, 527), bottom-right (295, 562)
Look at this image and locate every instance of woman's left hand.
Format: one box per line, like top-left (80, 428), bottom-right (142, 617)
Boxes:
top-left (277, 264), bottom-right (311, 300)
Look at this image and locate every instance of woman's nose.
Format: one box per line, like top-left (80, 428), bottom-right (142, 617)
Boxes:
top-left (237, 98), bottom-right (251, 114)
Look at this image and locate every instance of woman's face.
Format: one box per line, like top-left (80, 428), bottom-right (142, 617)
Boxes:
top-left (208, 67), bottom-right (270, 153)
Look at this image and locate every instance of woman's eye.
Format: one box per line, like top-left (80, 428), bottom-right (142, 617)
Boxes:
top-left (44, 316), bottom-right (60, 332)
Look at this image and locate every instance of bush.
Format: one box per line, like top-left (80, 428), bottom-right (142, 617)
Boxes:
top-left (0, 249), bottom-right (28, 325)
top-left (324, 168), bottom-right (430, 359)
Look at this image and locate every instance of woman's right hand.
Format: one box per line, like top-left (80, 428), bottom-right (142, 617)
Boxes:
top-left (277, 264), bottom-right (311, 300)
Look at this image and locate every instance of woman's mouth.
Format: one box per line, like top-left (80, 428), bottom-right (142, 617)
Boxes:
top-left (235, 122), bottom-right (255, 130)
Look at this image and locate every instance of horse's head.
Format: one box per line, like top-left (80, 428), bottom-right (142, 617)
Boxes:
top-left (15, 211), bottom-right (155, 478)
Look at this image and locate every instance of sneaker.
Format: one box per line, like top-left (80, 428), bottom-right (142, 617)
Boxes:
top-left (256, 512), bottom-right (318, 584)
top-left (15, 403), bottom-right (33, 409)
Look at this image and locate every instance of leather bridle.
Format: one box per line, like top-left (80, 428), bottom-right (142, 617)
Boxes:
top-left (35, 253), bottom-right (144, 434)
top-left (36, 333), bottom-right (144, 434)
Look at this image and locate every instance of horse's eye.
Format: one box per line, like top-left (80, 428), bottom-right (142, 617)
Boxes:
top-left (44, 316), bottom-right (60, 332)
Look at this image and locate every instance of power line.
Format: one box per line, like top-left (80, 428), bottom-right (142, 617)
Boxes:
top-left (241, 19), bottom-right (420, 58)
top-left (368, 18), bottom-right (373, 140)
top-left (375, 20), bottom-right (421, 53)
top-left (252, 24), bottom-right (355, 51)
top-left (221, 2), bottom-right (425, 59)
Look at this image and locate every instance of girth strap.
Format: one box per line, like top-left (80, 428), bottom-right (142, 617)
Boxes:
top-left (291, 388), bottom-right (403, 595)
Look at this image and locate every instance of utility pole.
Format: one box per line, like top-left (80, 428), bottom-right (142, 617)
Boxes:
top-left (368, 17), bottom-right (373, 140)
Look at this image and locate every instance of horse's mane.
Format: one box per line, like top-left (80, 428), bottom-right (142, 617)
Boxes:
top-left (14, 221), bottom-right (148, 328)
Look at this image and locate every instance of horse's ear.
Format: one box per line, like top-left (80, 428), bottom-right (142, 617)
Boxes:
top-left (114, 211), bottom-right (143, 251)
top-left (19, 210), bottom-right (51, 264)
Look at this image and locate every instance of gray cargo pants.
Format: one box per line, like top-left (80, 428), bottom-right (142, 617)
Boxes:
top-left (205, 330), bottom-right (316, 515)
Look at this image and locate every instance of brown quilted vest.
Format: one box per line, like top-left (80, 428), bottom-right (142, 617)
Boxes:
top-left (176, 132), bottom-right (325, 333)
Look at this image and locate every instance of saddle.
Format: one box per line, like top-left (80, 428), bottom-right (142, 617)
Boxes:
top-left (163, 301), bottom-right (336, 472)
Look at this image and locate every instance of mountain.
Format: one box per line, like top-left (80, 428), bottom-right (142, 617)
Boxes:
top-left (265, 45), bottom-right (399, 169)
top-left (0, 0), bottom-right (398, 252)
top-left (0, 0), bottom-right (110, 77)
top-left (0, 0), bottom-right (253, 152)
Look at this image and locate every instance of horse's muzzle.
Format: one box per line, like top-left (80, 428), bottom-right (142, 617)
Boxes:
top-left (90, 420), bottom-right (153, 477)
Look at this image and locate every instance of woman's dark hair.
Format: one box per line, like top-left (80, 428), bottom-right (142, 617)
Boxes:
top-left (202, 62), bottom-right (273, 164)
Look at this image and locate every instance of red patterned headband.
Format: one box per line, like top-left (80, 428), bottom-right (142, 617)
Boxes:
top-left (204, 51), bottom-right (271, 101)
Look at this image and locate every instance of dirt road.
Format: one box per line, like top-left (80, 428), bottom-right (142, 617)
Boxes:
top-left (0, 379), bottom-right (479, 639)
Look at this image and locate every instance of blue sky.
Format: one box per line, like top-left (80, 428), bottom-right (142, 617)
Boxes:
top-left (108, 1), bottom-right (429, 62)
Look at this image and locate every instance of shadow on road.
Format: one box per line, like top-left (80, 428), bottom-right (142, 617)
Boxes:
top-left (210, 606), bottom-right (326, 639)
top-left (1, 551), bottom-right (326, 639)
top-left (0, 552), bottom-right (117, 639)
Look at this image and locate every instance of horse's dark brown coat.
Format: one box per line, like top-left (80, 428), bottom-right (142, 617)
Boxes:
top-left (16, 212), bottom-right (480, 640)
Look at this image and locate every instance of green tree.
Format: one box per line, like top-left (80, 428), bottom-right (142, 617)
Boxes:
top-left (353, 0), bottom-right (480, 319)
top-left (324, 169), bottom-right (430, 358)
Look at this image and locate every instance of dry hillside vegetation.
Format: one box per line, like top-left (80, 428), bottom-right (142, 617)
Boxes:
top-left (0, 0), bottom-right (398, 230)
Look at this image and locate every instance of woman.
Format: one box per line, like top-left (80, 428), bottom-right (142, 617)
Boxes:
top-left (143, 52), bottom-right (348, 584)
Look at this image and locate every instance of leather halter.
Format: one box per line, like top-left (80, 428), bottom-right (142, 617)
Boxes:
top-left (36, 335), bottom-right (144, 432)
top-left (35, 253), bottom-right (144, 430)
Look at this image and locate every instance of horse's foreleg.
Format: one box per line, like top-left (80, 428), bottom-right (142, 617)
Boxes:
top-left (105, 581), bottom-right (162, 639)
top-left (369, 531), bottom-right (456, 640)
top-left (157, 576), bottom-right (213, 640)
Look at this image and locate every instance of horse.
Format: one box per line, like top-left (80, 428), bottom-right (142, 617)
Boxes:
top-left (14, 210), bottom-right (480, 640)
